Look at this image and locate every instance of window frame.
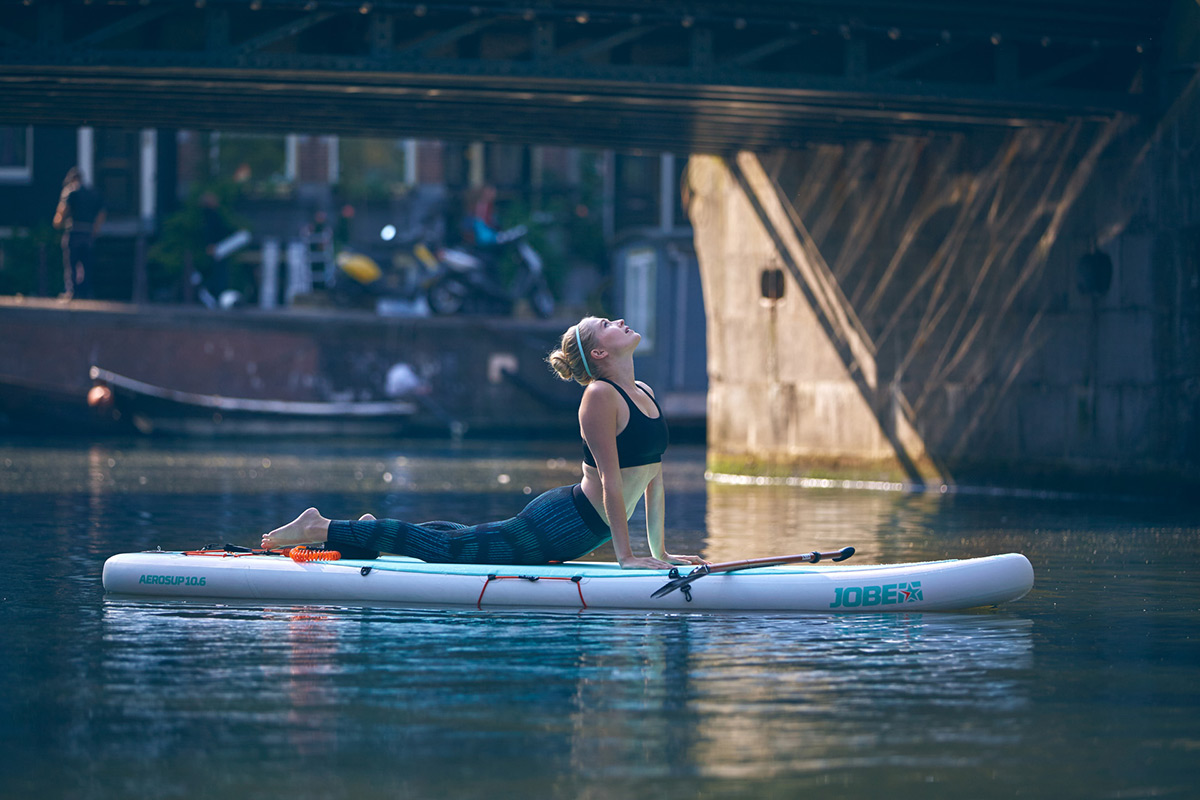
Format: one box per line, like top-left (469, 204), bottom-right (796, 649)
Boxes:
top-left (0, 125), bottom-right (33, 184)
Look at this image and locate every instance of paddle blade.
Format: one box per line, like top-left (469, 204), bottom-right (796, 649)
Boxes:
top-left (650, 581), bottom-right (681, 599)
top-left (650, 564), bottom-right (708, 598)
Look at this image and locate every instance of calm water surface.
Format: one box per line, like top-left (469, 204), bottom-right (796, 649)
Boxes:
top-left (1, 436), bottom-right (1197, 799)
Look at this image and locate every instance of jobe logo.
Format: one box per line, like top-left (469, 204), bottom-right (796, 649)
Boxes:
top-left (138, 574), bottom-right (206, 586)
top-left (830, 581), bottom-right (922, 608)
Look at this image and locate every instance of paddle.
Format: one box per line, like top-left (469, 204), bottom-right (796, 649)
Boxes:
top-left (651, 546), bottom-right (855, 601)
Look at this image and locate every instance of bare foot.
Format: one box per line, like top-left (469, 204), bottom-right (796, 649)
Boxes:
top-left (262, 508), bottom-right (330, 550)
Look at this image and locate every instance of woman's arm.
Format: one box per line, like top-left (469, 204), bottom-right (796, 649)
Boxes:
top-left (644, 469), bottom-right (706, 566)
top-left (633, 382), bottom-right (703, 566)
top-left (580, 383), bottom-right (671, 569)
top-left (645, 467), bottom-right (667, 560)
top-left (53, 196), bottom-right (68, 230)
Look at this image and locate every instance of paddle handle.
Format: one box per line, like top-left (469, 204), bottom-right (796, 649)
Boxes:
top-left (708, 546), bottom-right (855, 574)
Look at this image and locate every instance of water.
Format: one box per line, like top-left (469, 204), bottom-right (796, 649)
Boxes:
top-left (2, 436), bottom-right (1197, 799)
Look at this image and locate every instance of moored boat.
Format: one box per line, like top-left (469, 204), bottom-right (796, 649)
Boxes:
top-left (102, 550), bottom-right (1034, 612)
top-left (90, 366), bottom-right (418, 436)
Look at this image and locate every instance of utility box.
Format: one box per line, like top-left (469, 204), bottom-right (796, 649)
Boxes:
top-left (612, 231), bottom-right (707, 431)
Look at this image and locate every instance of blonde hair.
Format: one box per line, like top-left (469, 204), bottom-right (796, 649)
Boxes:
top-left (547, 319), bottom-right (596, 385)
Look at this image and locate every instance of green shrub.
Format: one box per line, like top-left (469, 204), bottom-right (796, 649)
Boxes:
top-left (0, 226), bottom-right (64, 296)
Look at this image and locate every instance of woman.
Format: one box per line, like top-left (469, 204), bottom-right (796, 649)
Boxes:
top-left (262, 317), bottom-right (704, 569)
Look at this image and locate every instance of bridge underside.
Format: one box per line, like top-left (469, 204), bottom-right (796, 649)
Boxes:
top-left (3, 1), bottom-right (1194, 492)
top-left (0, 0), bottom-right (1172, 151)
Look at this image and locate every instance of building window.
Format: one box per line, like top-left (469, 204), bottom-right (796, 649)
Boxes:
top-left (338, 137), bottom-right (410, 203)
top-left (94, 129), bottom-right (141, 219)
top-left (614, 153), bottom-right (659, 231)
top-left (217, 132), bottom-right (288, 195)
top-left (0, 126), bottom-right (33, 184)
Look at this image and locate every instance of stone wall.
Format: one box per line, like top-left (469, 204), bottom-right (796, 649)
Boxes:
top-left (0, 301), bottom-right (581, 437)
top-left (687, 69), bottom-right (1199, 493)
top-left (687, 153), bottom-right (926, 480)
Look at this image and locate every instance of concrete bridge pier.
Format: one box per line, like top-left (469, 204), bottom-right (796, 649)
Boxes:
top-left (688, 153), bottom-right (935, 486)
top-left (687, 75), bottom-right (1200, 495)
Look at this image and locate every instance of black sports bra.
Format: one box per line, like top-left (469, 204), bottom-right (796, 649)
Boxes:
top-left (582, 380), bottom-right (669, 469)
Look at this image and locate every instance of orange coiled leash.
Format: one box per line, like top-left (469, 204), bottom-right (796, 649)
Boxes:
top-left (288, 546), bottom-right (342, 562)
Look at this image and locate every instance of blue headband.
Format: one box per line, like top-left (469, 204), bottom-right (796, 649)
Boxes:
top-left (574, 325), bottom-right (594, 379)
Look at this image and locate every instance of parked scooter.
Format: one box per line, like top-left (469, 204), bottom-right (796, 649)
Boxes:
top-left (427, 224), bottom-right (555, 318)
top-left (334, 225), bottom-right (442, 314)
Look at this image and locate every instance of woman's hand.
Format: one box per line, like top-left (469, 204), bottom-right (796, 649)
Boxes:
top-left (618, 554), bottom-right (709, 570)
top-left (662, 553), bottom-right (708, 566)
top-left (618, 555), bottom-right (677, 570)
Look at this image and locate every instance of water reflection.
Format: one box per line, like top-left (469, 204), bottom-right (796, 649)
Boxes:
top-left (99, 599), bottom-right (1032, 794)
top-left (704, 481), bottom-right (959, 563)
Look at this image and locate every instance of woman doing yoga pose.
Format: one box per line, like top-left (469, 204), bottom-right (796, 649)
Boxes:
top-left (261, 317), bottom-right (704, 569)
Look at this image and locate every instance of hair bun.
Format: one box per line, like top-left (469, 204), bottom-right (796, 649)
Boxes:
top-left (547, 349), bottom-right (574, 381)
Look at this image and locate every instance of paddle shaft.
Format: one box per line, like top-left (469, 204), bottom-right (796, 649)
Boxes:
top-left (652, 546), bottom-right (855, 599)
top-left (701, 547), bottom-right (855, 575)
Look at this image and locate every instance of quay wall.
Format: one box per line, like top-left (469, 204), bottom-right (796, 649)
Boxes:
top-left (0, 299), bottom-right (582, 436)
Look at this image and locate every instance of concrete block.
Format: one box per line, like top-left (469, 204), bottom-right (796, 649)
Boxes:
top-left (1034, 313), bottom-right (1090, 386)
top-left (1093, 385), bottom-right (1156, 458)
top-left (1093, 385), bottom-right (1121, 453)
top-left (1118, 386), bottom-right (1155, 457)
top-left (1117, 234), bottom-right (1155, 309)
top-left (1097, 310), bottom-right (1156, 385)
top-left (1017, 387), bottom-right (1068, 459)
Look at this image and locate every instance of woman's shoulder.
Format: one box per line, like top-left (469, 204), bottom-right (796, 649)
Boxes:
top-left (634, 380), bottom-right (657, 398)
top-left (582, 379), bottom-right (619, 402)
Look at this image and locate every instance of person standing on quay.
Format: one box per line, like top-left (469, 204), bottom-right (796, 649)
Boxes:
top-left (53, 167), bottom-right (105, 300)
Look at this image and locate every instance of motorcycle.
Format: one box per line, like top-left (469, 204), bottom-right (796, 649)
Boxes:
top-left (334, 225), bottom-right (443, 315)
top-left (426, 224), bottom-right (556, 318)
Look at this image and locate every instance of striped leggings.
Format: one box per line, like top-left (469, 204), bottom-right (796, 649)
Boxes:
top-left (326, 484), bottom-right (612, 565)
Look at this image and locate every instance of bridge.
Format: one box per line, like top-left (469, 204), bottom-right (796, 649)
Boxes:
top-left (2, 0), bottom-right (1197, 494)
top-left (0, 0), bottom-right (1173, 151)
